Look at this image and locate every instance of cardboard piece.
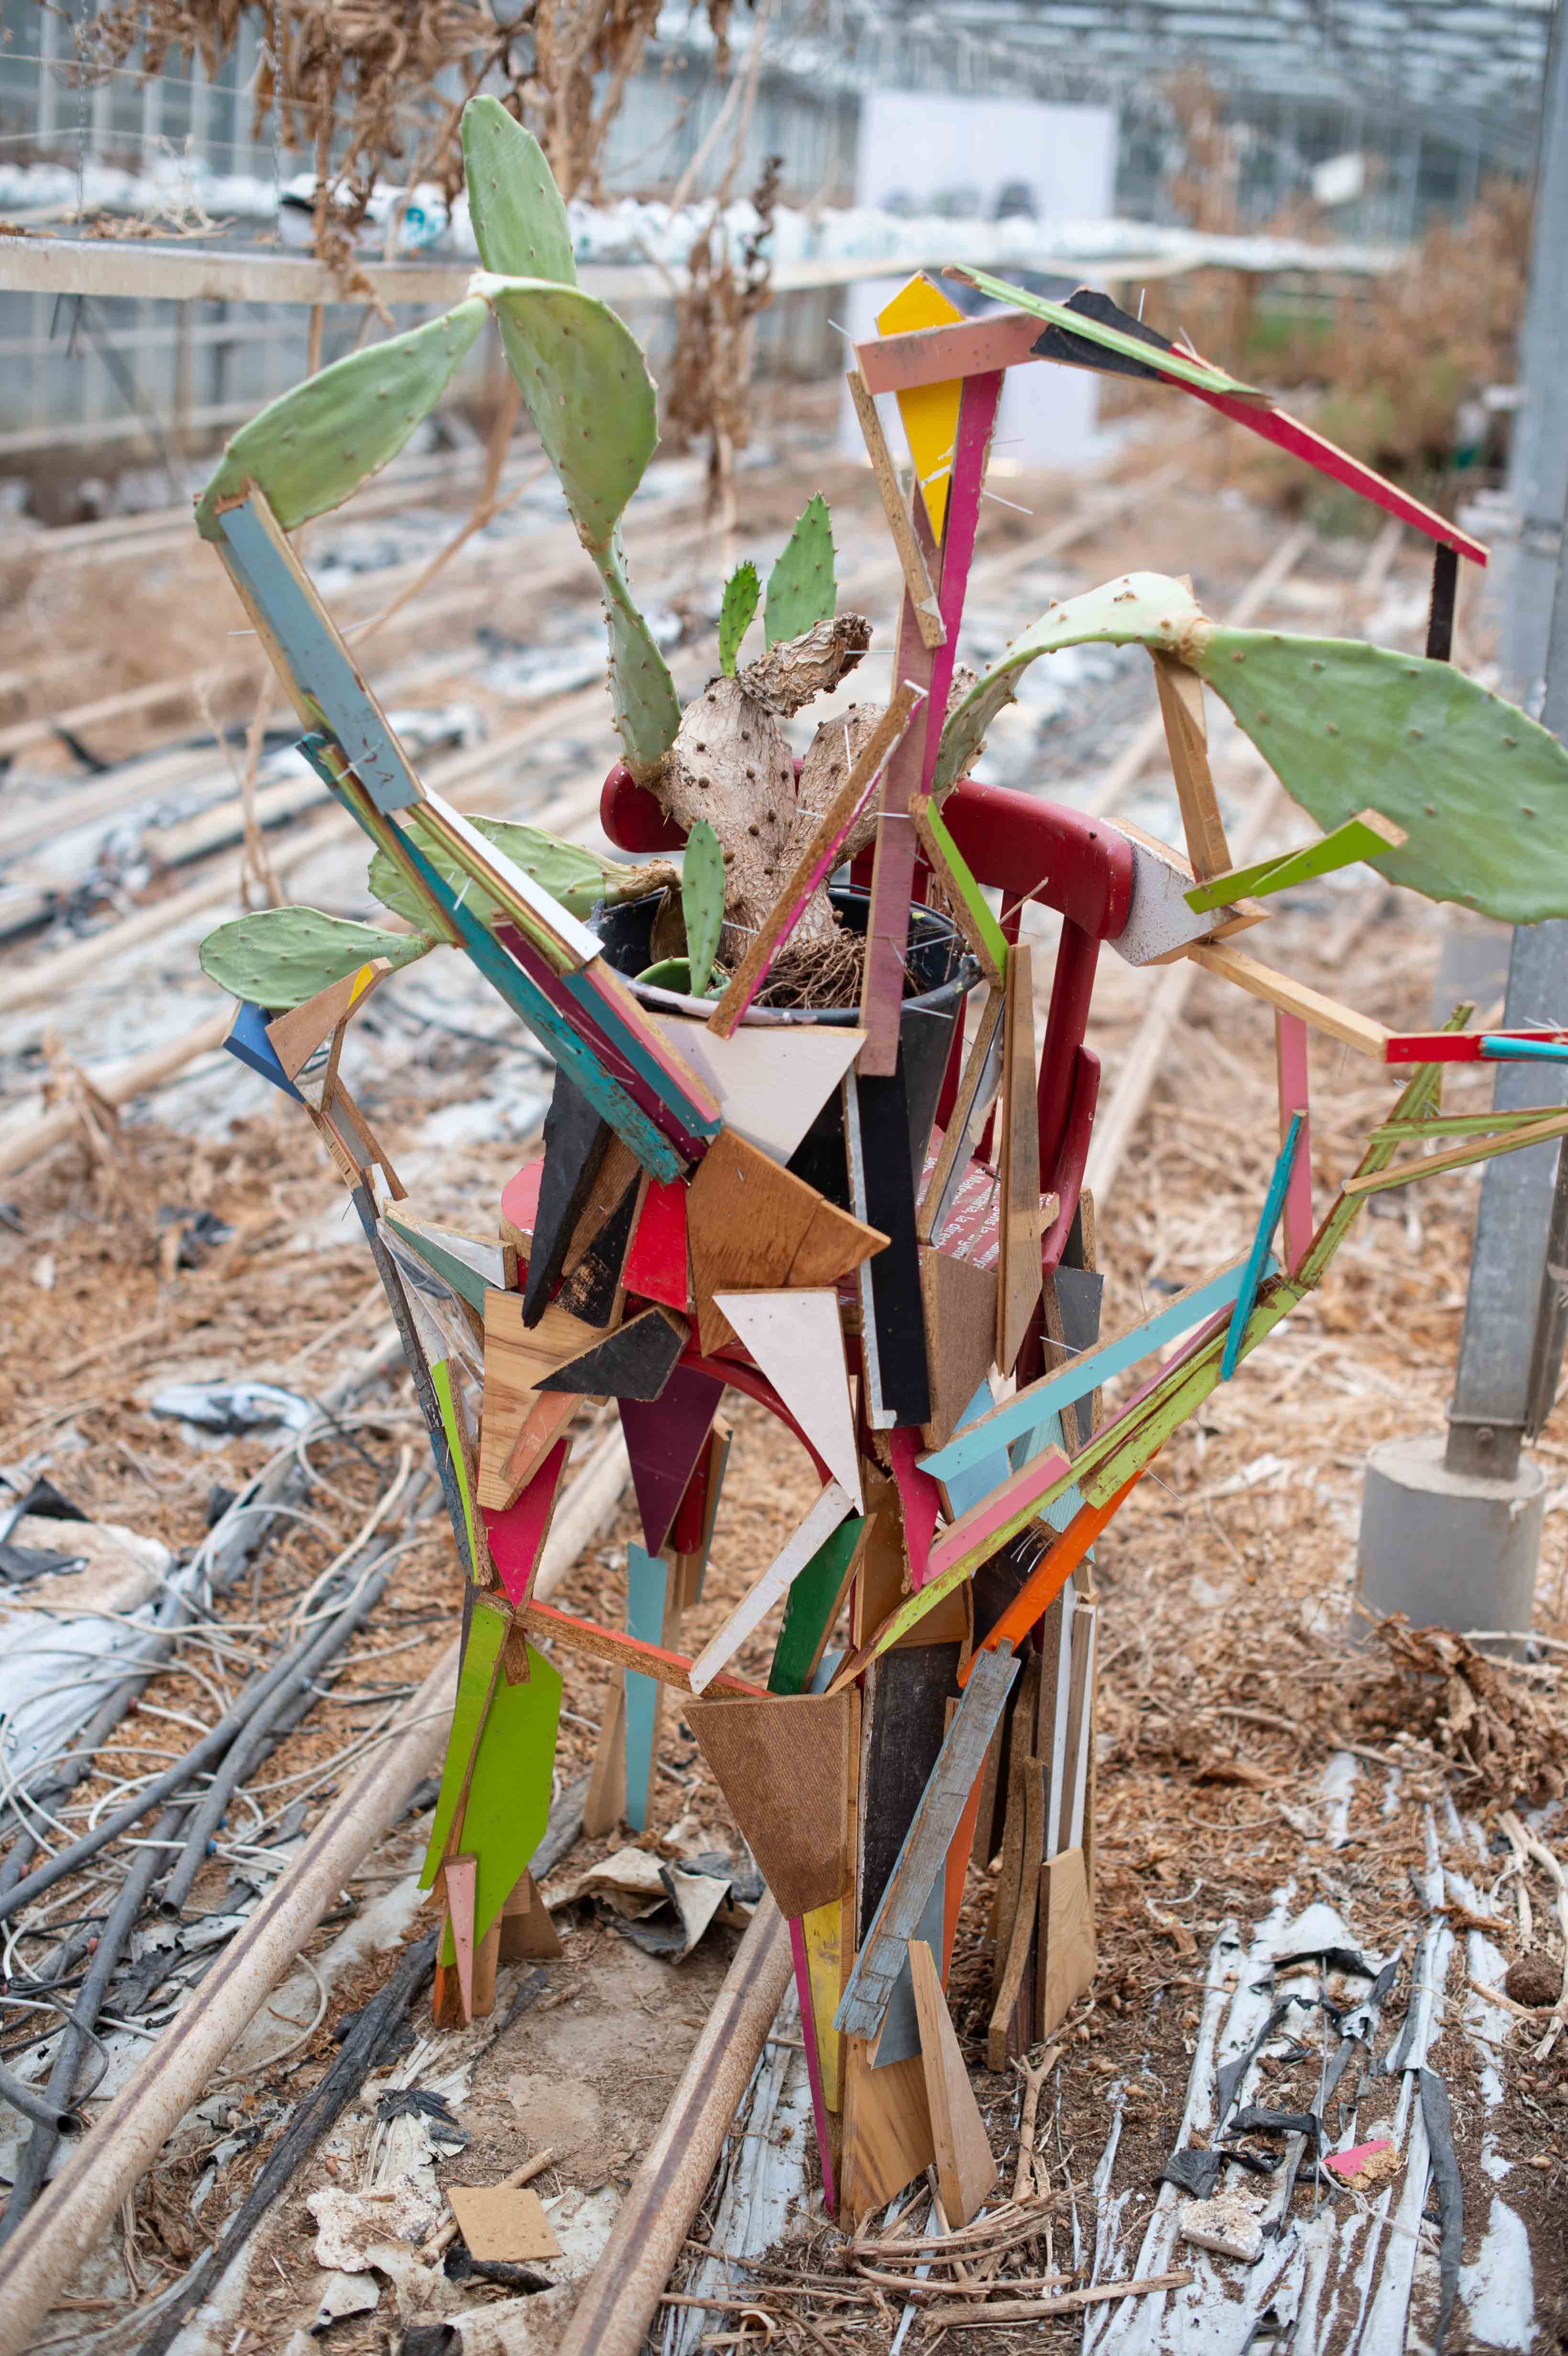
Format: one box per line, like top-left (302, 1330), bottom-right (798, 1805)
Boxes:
top-left (910, 1937), bottom-right (999, 2225)
top-left (446, 2183), bottom-right (561, 2264)
top-left (536, 1306), bottom-right (689, 1401)
top-left (713, 1289), bottom-right (860, 1507)
top-left (685, 1688), bottom-right (856, 1918)
top-left (620, 1363), bottom-right (726, 1557)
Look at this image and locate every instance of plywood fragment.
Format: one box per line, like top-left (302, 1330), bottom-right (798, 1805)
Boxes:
top-left (910, 1938), bottom-right (998, 2225)
top-left (685, 1688), bottom-right (855, 1918)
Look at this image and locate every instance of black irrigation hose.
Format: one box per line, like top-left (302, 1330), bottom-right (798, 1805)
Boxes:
top-left (0, 2059), bottom-right (80, 2136)
top-left (156, 1548), bottom-right (400, 1917)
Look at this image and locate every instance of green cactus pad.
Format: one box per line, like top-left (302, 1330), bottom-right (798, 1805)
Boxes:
top-left (475, 273), bottom-right (657, 554)
top-left (933, 572), bottom-right (1201, 793)
top-left (1188, 626), bottom-right (1568, 925)
top-left (636, 956), bottom-right (726, 996)
top-left (719, 560), bottom-right (761, 674)
top-left (368, 810), bottom-right (654, 932)
top-left (460, 98), bottom-right (577, 284)
top-left (764, 494), bottom-right (837, 649)
top-left (199, 908), bottom-right (436, 1008)
top-left (681, 818), bottom-right (726, 985)
top-left (195, 299), bottom-right (488, 539)
top-left (598, 531), bottom-right (681, 774)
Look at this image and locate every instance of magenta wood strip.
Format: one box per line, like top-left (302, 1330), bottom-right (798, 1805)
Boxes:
top-left (918, 371), bottom-right (1003, 801)
top-left (481, 1433), bottom-right (570, 1608)
top-left (927, 1447), bottom-right (1073, 1582)
top-left (789, 1915), bottom-right (836, 2216)
top-left (1275, 1011), bottom-right (1314, 1276)
top-left (889, 1425), bottom-right (942, 1590)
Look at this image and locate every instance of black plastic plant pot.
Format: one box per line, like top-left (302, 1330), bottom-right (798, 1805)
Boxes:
top-left (592, 884), bottom-right (981, 1209)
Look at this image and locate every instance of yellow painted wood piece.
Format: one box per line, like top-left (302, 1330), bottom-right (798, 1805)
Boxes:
top-left (877, 273), bottom-right (965, 541)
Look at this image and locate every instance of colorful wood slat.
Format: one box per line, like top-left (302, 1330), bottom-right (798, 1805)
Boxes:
top-left (419, 1596), bottom-right (509, 1890)
top-left (1385, 1029), bottom-right (1568, 1064)
top-left (213, 491), bottom-right (425, 812)
top-left (790, 1915), bottom-right (838, 2214)
top-left (960, 1472), bottom-right (1143, 1680)
top-left (688, 1481), bottom-right (855, 1694)
top-left (1337, 1105), bottom-right (1568, 1197)
top-left (1274, 1013), bottom-right (1314, 1277)
top-left (769, 1512), bottom-right (868, 1694)
top-left (924, 1445), bottom-right (1075, 1587)
top-left (714, 1290), bottom-right (861, 1507)
top-left (480, 1433), bottom-right (570, 1608)
top-left (919, 1252), bottom-right (1275, 1483)
top-left (520, 1599), bottom-right (766, 1696)
top-left (834, 1646), bottom-right (1020, 2042)
top-left (224, 1001), bottom-right (306, 1102)
top-left (911, 792), bottom-right (1008, 980)
top-left (416, 790), bottom-right (601, 971)
top-left (430, 1357), bottom-right (482, 1579)
top-left (1183, 809), bottom-right (1406, 914)
top-left (560, 954), bottom-right (722, 1138)
top-left (1220, 1112), bottom-right (1303, 1380)
top-left (623, 1541), bottom-right (673, 1833)
top-left (887, 1427), bottom-right (942, 1590)
top-left (621, 1175), bottom-right (691, 1310)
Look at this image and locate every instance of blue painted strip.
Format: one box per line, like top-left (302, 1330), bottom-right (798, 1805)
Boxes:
top-left (301, 738), bottom-right (686, 1184)
top-left (1481, 1035), bottom-right (1568, 1062)
top-left (622, 1543), bottom-right (669, 1835)
top-left (940, 1379), bottom-right (1013, 1518)
top-left (1220, 1112), bottom-right (1304, 1382)
top-left (217, 496), bottom-right (422, 814)
top-left (920, 1255), bottom-right (1277, 1482)
top-left (224, 1002), bottom-right (305, 1101)
top-left (559, 970), bottom-right (722, 1143)
top-left (1011, 1406), bottom-right (1084, 1533)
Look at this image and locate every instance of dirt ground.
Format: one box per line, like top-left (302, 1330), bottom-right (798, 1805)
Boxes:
top-left (0, 393), bottom-right (1564, 2354)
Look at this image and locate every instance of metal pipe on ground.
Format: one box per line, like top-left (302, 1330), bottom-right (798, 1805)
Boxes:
top-left (0, 1430), bottom-right (630, 2355)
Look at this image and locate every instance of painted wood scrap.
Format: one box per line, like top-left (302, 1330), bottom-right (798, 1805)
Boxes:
top-left (648, 1014), bottom-right (866, 1167)
top-left (911, 791), bottom-right (1007, 985)
top-left (1184, 808), bottom-right (1407, 914)
top-left (479, 1432), bottom-right (569, 1609)
top-left (714, 1289), bottom-right (860, 1506)
top-left (1338, 1104), bottom-right (1568, 1196)
top-left (789, 1915), bottom-right (839, 2218)
top-left (420, 1594), bottom-right (510, 1884)
top-left (430, 1357), bottom-right (486, 1582)
top-left (1186, 940), bottom-right (1391, 1058)
top-left (500, 1154), bottom-right (544, 1257)
top-left (521, 1599), bottom-right (766, 1695)
top-left (442, 1853), bottom-right (479, 2023)
top-left (497, 1868), bottom-right (564, 1962)
top-left (384, 1209), bottom-right (515, 1318)
top-left (621, 1172), bottom-right (691, 1311)
top-left (1221, 1111), bottom-right (1304, 1379)
top-left (836, 1646), bottom-right (1021, 2043)
top-left (478, 1288), bottom-right (599, 1512)
top-left (421, 1615), bottom-right (562, 1947)
top-left (769, 1509), bottom-right (867, 1695)
top-left (619, 1363), bottom-right (725, 1556)
top-left (919, 1245), bottom-right (998, 1451)
top-left (840, 2035), bottom-right (935, 2225)
top-left (844, 1064), bottom-right (931, 1427)
top-left (688, 1480), bottom-right (855, 1694)
top-left (535, 1304), bottom-right (688, 1400)
top-left (877, 270), bottom-right (966, 542)
top-left (523, 1070), bottom-right (613, 1324)
top-left (917, 985), bottom-right (1005, 1247)
top-left (986, 1650), bottom-right (1043, 2068)
top-left (623, 1541), bottom-right (675, 1834)
top-left (223, 999), bottom-right (307, 1102)
top-left (684, 1688), bottom-right (856, 1917)
top-left (887, 1426), bottom-right (943, 1590)
top-left (669, 1414), bottom-right (730, 1601)
top-left (502, 1389), bottom-right (580, 1498)
top-left (996, 942), bottom-right (1044, 1377)
top-left (1104, 817), bottom-right (1260, 967)
top-left (686, 1127), bottom-right (886, 1353)
top-left (264, 957), bottom-right (392, 1079)
top-left (965, 1472), bottom-right (1142, 1677)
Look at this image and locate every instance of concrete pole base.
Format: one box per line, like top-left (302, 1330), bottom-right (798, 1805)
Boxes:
top-left (1356, 1432), bottom-right (1545, 1651)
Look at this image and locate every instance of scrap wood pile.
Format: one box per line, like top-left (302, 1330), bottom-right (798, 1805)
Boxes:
top-left (9, 87), bottom-right (1568, 2345)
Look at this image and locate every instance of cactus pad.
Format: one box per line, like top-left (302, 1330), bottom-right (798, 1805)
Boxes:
top-left (681, 818), bottom-right (726, 985)
top-left (460, 98), bottom-right (577, 284)
top-left (933, 572), bottom-right (1201, 792)
top-left (199, 909), bottom-right (436, 1008)
top-left (368, 811), bottom-right (657, 933)
top-left (195, 299), bottom-right (488, 539)
top-left (719, 560), bottom-right (761, 674)
top-left (599, 532), bottom-right (682, 774)
top-left (765, 494), bottom-right (836, 649)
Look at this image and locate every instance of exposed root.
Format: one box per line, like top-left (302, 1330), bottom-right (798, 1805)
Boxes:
top-left (750, 923), bottom-right (863, 1011)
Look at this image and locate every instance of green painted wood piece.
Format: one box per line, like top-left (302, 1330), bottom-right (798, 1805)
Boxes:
top-left (196, 299), bottom-right (487, 538)
top-left (933, 572), bottom-right (1201, 795)
top-left (952, 267), bottom-right (1265, 402)
top-left (1336, 1109), bottom-right (1568, 1198)
top-left (1373, 1109), bottom-right (1556, 1139)
top-left (918, 795), bottom-right (1009, 971)
top-left (765, 493), bottom-right (836, 648)
top-left (436, 1637), bottom-right (563, 1944)
top-left (719, 560), bottom-right (761, 674)
top-left (460, 97), bottom-right (577, 284)
top-left (199, 907), bottom-right (435, 1007)
top-left (430, 1357), bottom-right (481, 1578)
top-left (681, 819), bottom-right (726, 990)
top-left (369, 813), bottom-right (651, 932)
top-left (419, 1595), bottom-right (509, 1888)
top-left (1184, 813), bottom-right (1402, 914)
top-left (768, 1512), bottom-right (868, 1695)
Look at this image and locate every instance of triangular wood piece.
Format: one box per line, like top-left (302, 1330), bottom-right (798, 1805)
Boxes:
top-left (480, 1432), bottom-right (571, 1608)
top-left (444, 1853), bottom-right (479, 2024)
top-left (621, 1174), bottom-right (691, 1312)
top-left (536, 1305), bottom-right (689, 1401)
top-left (479, 1290), bottom-right (598, 1512)
top-left (713, 1290), bottom-right (860, 1506)
top-left (909, 1938), bottom-right (999, 2224)
top-left (649, 1014), bottom-right (867, 1166)
top-left (919, 1245), bottom-right (997, 1450)
top-left (523, 1070), bottom-right (613, 1325)
top-left (996, 944), bottom-right (1043, 1377)
top-left (619, 1364), bottom-right (726, 1556)
top-left (560, 1138), bottom-right (641, 1282)
top-left (498, 1869), bottom-right (565, 1961)
top-left (556, 1167), bottom-right (639, 1327)
top-left (500, 1155), bottom-right (544, 1255)
top-left (840, 2038), bottom-right (935, 2225)
top-left (1038, 1845), bottom-right (1097, 2039)
top-left (583, 1671), bottom-right (627, 1837)
top-left (684, 1689), bottom-right (855, 1918)
top-left (265, 958), bottom-right (392, 1080)
top-left (687, 1130), bottom-right (886, 1353)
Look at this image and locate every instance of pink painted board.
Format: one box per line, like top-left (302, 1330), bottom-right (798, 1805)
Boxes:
top-left (919, 371), bottom-right (1004, 798)
top-left (444, 1852), bottom-right (478, 2021)
top-left (1325, 2138), bottom-right (1397, 2180)
top-left (500, 1153), bottom-right (544, 1247)
top-left (481, 1433), bottom-right (571, 1607)
top-left (926, 1447), bottom-right (1073, 1583)
top-left (789, 1915), bottom-right (836, 2216)
top-left (622, 1174), bottom-right (691, 1311)
top-left (1274, 1012), bottom-right (1313, 1276)
top-left (888, 1424), bottom-right (943, 1589)
top-left (855, 308), bottom-right (1046, 396)
top-left (620, 1364), bottom-right (726, 1557)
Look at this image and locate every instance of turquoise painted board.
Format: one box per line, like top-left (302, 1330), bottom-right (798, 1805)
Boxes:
top-left (940, 1378), bottom-right (1014, 1518)
top-left (623, 1542), bottom-right (670, 1834)
top-left (217, 495), bottom-right (423, 814)
top-left (921, 1254), bottom-right (1277, 1483)
top-left (1010, 1405), bottom-right (1084, 1535)
top-left (1220, 1113), bottom-right (1303, 1381)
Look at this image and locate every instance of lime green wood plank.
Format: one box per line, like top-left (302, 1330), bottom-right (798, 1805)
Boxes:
top-left (1183, 813), bottom-right (1405, 915)
top-left (430, 1358), bottom-right (481, 1580)
top-left (1373, 1108), bottom-right (1556, 1139)
top-left (419, 1595), bottom-right (509, 1888)
top-left (459, 1638), bottom-right (562, 1939)
top-left (917, 795), bottom-right (1009, 972)
top-left (953, 267), bottom-right (1264, 402)
top-left (769, 1513), bottom-right (868, 1695)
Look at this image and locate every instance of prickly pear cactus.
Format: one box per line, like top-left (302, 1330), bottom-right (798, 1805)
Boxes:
top-left (199, 910), bottom-right (436, 1008)
top-left (765, 495), bottom-right (837, 649)
top-left (681, 818), bottom-right (726, 985)
top-left (719, 561), bottom-right (761, 675)
top-left (195, 299), bottom-right (488, 538)
top-left (460, 98), bottom-right (577, 284)
top-left (934, 571), bottom-right (1203, 793)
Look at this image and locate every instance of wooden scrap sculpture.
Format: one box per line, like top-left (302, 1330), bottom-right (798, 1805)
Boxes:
top-left (193, 99), bottom-right (1568, 2221)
